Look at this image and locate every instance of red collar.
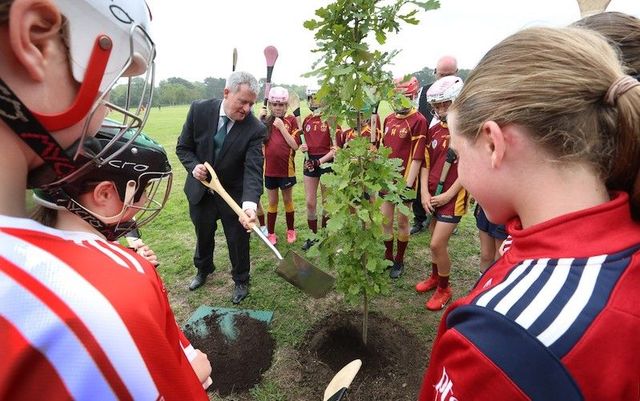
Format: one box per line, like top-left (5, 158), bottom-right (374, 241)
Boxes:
top-left (505, 192), bottom-right (640, 260)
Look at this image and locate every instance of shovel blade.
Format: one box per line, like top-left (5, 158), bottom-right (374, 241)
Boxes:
top-left (276, 250), bottom-right (335, 298)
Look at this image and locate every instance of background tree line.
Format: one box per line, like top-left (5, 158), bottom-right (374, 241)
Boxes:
top-left (109, 67), bottom-right (471, 109)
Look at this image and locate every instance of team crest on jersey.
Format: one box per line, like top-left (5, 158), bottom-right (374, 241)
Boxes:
top-left (431, 139), bottom-right (438, 149)
top-left (305, 123), bottom-right (312, 132)
top-left (398, 128), bottom-right (408, 138)
top-left (434, 367), bottom-right (458, 401)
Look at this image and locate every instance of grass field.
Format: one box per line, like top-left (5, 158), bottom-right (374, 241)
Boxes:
top-left (140, 104), bottom-right (482, 400)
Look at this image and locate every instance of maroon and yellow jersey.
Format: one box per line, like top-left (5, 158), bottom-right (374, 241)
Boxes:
top-left (382, 109), bottom-right (427, 178)
top-left (336, 115), bottom-right (382, 149)
top-left (264, 115), bottom-right (301, 178)
top-left (301, 114), bottom-right (338, 157)
top-left (427, 122), bottom-right (467, 217)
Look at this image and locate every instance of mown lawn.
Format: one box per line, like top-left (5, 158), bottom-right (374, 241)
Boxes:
top-left (139, 103), bottom-right (482, 400)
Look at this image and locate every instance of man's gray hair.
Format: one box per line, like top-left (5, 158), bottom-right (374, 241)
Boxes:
top-left (225, 71), bottom-right (259, 95)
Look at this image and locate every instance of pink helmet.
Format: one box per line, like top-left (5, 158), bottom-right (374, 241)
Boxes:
top-left (394, 76), bottom-right (419, 98)
top-left (268, 86), bottom-right (289, 103)
top-left (427, 76), bottom-right (464, 103)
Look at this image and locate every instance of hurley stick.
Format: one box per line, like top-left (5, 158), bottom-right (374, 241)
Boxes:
top-left (263, 45), bottom-right (279, 107)
top-left (576, 0), bottom-right (611, 17)
top-left (424, 148), bottom-right (457, 226)
top-left (232, 48), bottom-right (238, 72)
top-left (370, 101), bottom-right (380, 145)
top-left (288, 91), bottom-right (302, 129)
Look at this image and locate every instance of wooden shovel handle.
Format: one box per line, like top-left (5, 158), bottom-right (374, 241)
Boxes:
top-left (200, 162), bottom-right (247, 219)
top-left (199, 162), bottom-right (284, 260)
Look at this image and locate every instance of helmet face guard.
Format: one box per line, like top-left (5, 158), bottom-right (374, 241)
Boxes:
top-left (38, 121), bottom-right (172, 240)
top-left (306, 87), bottom-right (320, 111)
top-left (427, 76), bottom-right (463, 121)
top-left (394, 76), bottom-right (419, 98)
top-left (427, 76), bottom-right (464, 104)
top-left (392, 76), bottom-right (419, 113)
top-left (69, 22), bottom-right (156, 181)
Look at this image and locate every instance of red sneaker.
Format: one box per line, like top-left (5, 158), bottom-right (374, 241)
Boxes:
top-left (267, 233), bottom-right (277, 245)
top-left (415, 275), bottom-right (438, 293)
top-left (286, 229), bottom-right (297, 244)
top-left (426, 286), bottom-right (452, 311)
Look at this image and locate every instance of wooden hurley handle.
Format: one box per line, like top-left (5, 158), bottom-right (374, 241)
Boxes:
top-left (232, 48), bottom-right (238, 72)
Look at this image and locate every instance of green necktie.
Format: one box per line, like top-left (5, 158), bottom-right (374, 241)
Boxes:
top-left (214, 115), bottom-right (229, 159)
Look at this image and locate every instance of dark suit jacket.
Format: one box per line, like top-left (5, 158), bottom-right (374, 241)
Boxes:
top-left (176, 98), bottom-right (266, 206)
top-left (418, 83), bottom-right (434, 126)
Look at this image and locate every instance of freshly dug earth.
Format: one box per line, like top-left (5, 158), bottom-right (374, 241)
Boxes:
top-left (296, 310), bottom-right (427, 401)
top-left (184, 313), bottom-right (275, 396)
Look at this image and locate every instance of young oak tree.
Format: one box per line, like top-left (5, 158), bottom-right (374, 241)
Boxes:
top-left (304, 0), bottom-right (439, 344)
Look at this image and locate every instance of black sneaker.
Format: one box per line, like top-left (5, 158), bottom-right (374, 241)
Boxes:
top-left (389, 261), bottom-right (405, 279)
top-left (410, 221), bottom-right (425, 235)
top-left (302, 238), bottom-right (318, 251)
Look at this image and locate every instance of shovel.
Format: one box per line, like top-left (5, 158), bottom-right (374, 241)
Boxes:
top-left (323, 359), bottom-right (362, 401)
top-left (200, 162), bottom-right (335, 298)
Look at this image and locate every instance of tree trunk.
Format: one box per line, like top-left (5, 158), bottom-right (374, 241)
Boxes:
top-left (362, 289), bottom-right (369, 346)
top-left (361, 249), bottom-right (369, 345)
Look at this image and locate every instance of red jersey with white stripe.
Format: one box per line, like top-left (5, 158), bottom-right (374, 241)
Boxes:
top-left (336, 116), bottom-right (382, 149)
top-left (0, 216), bottom-right (207, 401)
top-left (301, 114), bottom-right (338, 157)
top-left (427, 122), bottom-right (467, 217)
top-left (264, 115), bottom-right (301, 177)
top-left (382, 108), bottom-right (427, 178)
top-left (419, 192), bottom-right (640, 401)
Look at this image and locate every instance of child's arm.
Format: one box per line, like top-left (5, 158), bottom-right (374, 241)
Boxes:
top-left (431, 177), bottom-right (463, 207)
top-left (405, 159), bottom-right (422, 188)
top-left (273, 117), bottom-right (299, 150)
top-left (420, 166), bottom-right (434, 213)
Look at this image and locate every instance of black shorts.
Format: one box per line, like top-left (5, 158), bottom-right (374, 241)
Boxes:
top-left (434, 213), bottom-right (462, 224)
top-left (265, 176), bottom-right (297, 190)
top-left (303, 154), bottom-right (333, 177)
top-left (474, 204), bottom-right (507, 239)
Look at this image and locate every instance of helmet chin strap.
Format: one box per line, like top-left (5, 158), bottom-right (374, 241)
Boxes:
top-left (46, 180), bottom-right (138, 241)
top-left (32, 36), bottom-right (112, 132)
top-left (79, 180), bottom-right (138, 225)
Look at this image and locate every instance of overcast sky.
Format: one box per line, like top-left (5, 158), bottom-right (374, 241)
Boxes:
top-left (145, 0), bottom-right (640, 86)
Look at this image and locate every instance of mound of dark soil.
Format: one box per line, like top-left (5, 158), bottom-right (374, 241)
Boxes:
top-left (297, 310), bottom-right (427, 401)
top-left (184, 312), bottom-right (275, 396)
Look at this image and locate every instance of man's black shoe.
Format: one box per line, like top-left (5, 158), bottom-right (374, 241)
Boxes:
top-left (410, 221), bottom-right (426, 235)
top-left (232, 282), bottom-right (249, 304)
top-left (301, 238), bottom-right (318, 251)
top-left (189, 272), bottom-right (210, 291)
top-left (389, 261), bottom-right (405, 279)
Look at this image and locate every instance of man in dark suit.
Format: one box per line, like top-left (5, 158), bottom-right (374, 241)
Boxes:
top-left (411, 55), bottom-right (458, 235)
top-left (176, 71), bottom-right (266, 304)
